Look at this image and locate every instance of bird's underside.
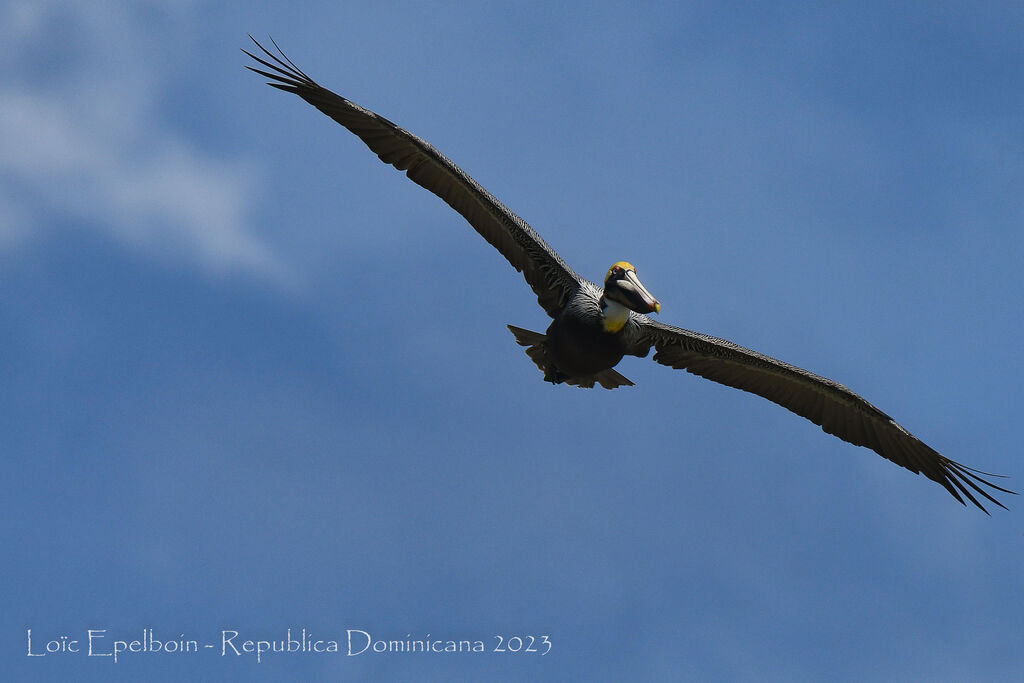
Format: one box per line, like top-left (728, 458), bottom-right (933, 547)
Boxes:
top-left (507, 325), bottom-right (634, 389)
top-left (244, 36), bottom-right (1012, 513)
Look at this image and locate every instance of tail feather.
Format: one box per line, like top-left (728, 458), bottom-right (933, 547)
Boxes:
top-left (593, 368), bottom-right (634, 389)
top-left (507, 325), bottom-right (546, 348)
top-left (507, 325), bottom-right (553, 379)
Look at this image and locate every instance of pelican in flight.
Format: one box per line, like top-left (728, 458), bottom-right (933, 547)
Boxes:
top-left (244, 37), bottom-right (1010, 512)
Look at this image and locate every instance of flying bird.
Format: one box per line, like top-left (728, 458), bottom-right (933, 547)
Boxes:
top-left (244, 37), bottom-right (1010, 512)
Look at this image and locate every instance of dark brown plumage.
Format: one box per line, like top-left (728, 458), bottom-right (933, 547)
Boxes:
top-left (245, 37), bottom-right (1011, 512)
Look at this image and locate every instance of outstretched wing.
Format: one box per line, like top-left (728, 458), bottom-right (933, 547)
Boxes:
top-left (626, 317), bottom-right (1012, 512)
top-left (244, 37), bottom-right (581, 318)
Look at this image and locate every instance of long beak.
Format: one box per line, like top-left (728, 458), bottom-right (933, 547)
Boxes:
top-left (615, 270), bottom-right (661, 314)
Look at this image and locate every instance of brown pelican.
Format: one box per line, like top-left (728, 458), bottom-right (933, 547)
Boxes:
top-left (244, 37), bottom-right (1011, 512)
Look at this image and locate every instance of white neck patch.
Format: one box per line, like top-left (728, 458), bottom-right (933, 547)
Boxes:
top-left (601, 298), bottom-right (630, 333)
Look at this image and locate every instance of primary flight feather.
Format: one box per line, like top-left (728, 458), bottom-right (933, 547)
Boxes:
top-left (244, 37), bottom-right (1011, 512)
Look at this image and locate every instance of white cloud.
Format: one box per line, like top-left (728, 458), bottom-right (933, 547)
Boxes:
top-left (0, 0), bottom-right (292, 284)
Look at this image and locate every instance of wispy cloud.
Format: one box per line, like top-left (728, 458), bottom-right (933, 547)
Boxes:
top-left (0, 0), bottom-right (292, 284)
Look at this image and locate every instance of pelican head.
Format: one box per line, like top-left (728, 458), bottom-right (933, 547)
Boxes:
top-left (603, 261), bottom-right (660, 315)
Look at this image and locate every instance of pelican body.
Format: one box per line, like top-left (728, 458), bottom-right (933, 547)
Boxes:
top-left (245, 38), bottom-right (1011, 512)
top-left (510, 262), bottom-right (660, 389)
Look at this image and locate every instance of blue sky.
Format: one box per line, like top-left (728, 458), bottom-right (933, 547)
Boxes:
top-left (3, 1), bottom-right (1023, 681)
